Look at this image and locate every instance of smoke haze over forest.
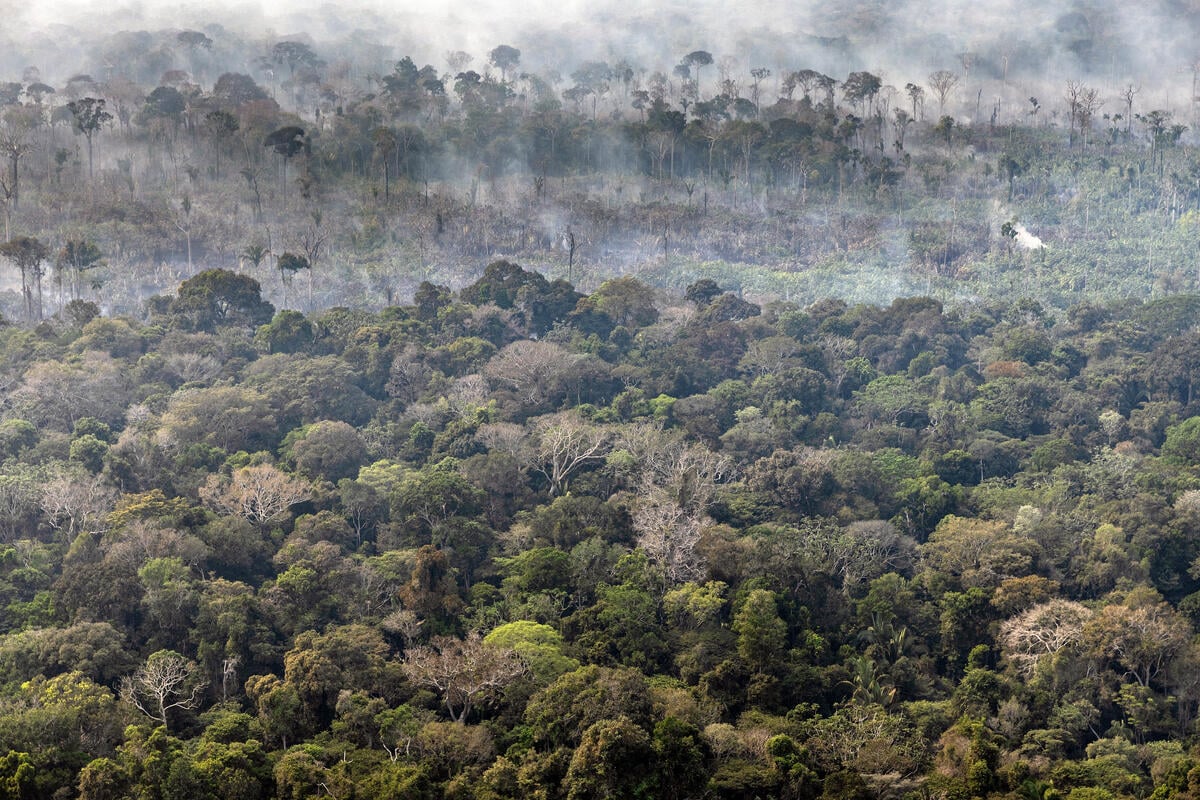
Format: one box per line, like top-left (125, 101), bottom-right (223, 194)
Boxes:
top-left (0, 0), bottom-right (1199, 315)
top-left (5, 0), bottom-right (1200, 105)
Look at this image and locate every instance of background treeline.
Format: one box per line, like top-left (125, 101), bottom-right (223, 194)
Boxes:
top-left (2, 263), bottom-right (1200, 798)
top-left (1, 33), bottom-right (1200, 315)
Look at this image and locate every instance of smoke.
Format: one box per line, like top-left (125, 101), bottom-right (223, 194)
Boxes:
top-left (5, 0), bottom-right (1200, 96)
top-left (1012, 224), bottom-right (1046, 250)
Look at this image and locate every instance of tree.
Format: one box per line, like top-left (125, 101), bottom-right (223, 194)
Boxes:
top-left (570, 61), bottom-right (613, 122)
top-left (927, 70), bottom-right (959, 117)
top-left (0, 115), bottom-right (33, 217)
top-left (0, 235), bottom-right (47, 320)
top-left (999, 599), bottom-right (1093, 678)
top-left (524, 665), bottom-right (653, 747)
top-left (287, 420), bottom-right (366, 482)
top-left (920, 515), bottom-right (1036, 590)
top-left (211, 73), bottom-right (271, 108)
top-left (1065, 80), bottom-right (1101, 149)
top-left (620, 425), bottom-right (731, 519)
top-left (243, 675), bottom-right (304, 750)
top-left (199, 464), bottom-right (312, 528)
top-left (263, 126), bottom-right (305, 199)
top-left (156, 385), bottom-right (275, 455)
top-left (997, 153), bottom-right (1025, 201)
top-left (587, 276), bottom-right (659, 329)
top-left (255, 309), bottom-right (314, 354)
top-left (1083, 595), bottom-right (1191, 688)
top-left (202, 109), bottom-right (239, 180)
top-left (119, 650), bottom-right (207, 731)
top-left (933, 114), bottom-right (956, 149)
top-left (532, 411), bottom-right (610, 495)
top-left (683, 50), bottom-right (713, 99)
top-left (272, 41), bottom-right (323, 80)
top-left (842, 71), bottom-right (882, 115)
top-left (239, 242), bottom-right (269, 272)
top-left (1076, 85), bottom-right (1102, 151)
top-left (177, 30), bottom-right (213, 76)
top-left (488, 45), bottom-right (521, 83)
top-left (242, 353), bottom-right (375, 429)
top-left (904, 82), bottom-right (925, 120)
top-left (39, 466), bottom-right (114, 540)
top-left (175, 194), bottom-right (194, 271)
top-left (684, 278), bottom-right (722, 308)
top-left (482, 621), bottom-right (579, 685)
top-left (484, 340), bottom-right (577, 410)
top-left (633, 493), bottom-right (702, 579)
top-left (278, 624), bottom-right (401, 727)
top-left (271, 41), bottom-right (324, 109)
top-left (733, 588), bottom-right (788, 672)
top-left (78, 756), bottom-right (128, 800)
top-left (140, 86), bottom-right (186, 135)
top-left (1161, 416), bottom-right (1200, 463)
top-left (394, 457), bottom-right (484, 538)
top-left (564, 716), bottom-right (656, 800)
top-left (275, 252), bottom-right (310, 308)
top-left (372, 127), bottom-right (397, 200)
top-left (66, 97), bottom-right (112, 182)
top-left (169, 268), bottom-right (275, 331)
top-left (401, 631), bottom-right (526, 722)
top-left (57, 239), bottom-right (104, 302)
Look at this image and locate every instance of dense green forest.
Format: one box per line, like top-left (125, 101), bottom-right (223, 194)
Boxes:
top-left (0, 262), bottom-right (1196, 799)
top-left (5, 19), bottom-right (1200, 800)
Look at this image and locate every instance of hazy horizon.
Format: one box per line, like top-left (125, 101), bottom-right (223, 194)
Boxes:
top-left (2, 0), bottom-right (1197, 109)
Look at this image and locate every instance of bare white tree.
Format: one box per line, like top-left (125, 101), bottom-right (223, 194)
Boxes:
top-left (119, 649), bottom-right (208, 730)
top-left (927, 70), bottom-right (959, 116)
top-left (401, 632), bottom-right (526, 723)
top-left (483, 340), bottom-right (575, 408)
top-left (620, 422), bottom-right (732, 512)
top-left (633, 485), bottom-right (706, 584)
top-left (445, 374), bottom-right (490, 419)
top-left (163, 352), bottom-right (223, 385)
top-left (999, 599), bottom-right (1093, 677)
top-left (381, 607), bottom-right (424, 645)
top-left (199, 463), bottom-right (311, 526)
top-left (532, 411), bottom-right (610, 496)
top-left (474, 422), bottom-right (527, 458)
top-left (40, 468), bottom-right (115, 539)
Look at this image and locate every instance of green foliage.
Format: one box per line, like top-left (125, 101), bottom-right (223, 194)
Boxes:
top-left (563, 716), bottom-right (656, 800)
top-left (0, 183), bottom-right (1198, 798)
top-left (484, 621), bottom-right (579, 685)
top-left (255, 310), bottom-right (314, 354)
top-left (1163, 417), bottom-right (1200, 463)
top-left (525, 665), bottom-right (653, 748)
top-left (168, 269), bottom-right (275, 332)
top-left (285, 420), bottom-right (368, 482)
top-left (732, 589), bottom-right (788, 672)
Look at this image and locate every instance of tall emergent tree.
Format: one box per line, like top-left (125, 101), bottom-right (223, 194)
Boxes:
top-left (58, 239), bottom-right (103, 301)
top-left (263, 125), bottom-right (305, 201)
top-left (0, 235), bottom-right (47, 319)
top-left (372, 127), bottom-right (397, 200)
top-left (488, 45), bottom-right (521, 83)
top-left (275, 251), bottom-right (310, 308)
top-left (66, 97), bottom-right (112, 182)
top-left (0, 117), bottom-right (33, 213)
top-left (928, 70), bottom-right (959, 117)
top-left (683, 50), bottom-right (713, 99)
